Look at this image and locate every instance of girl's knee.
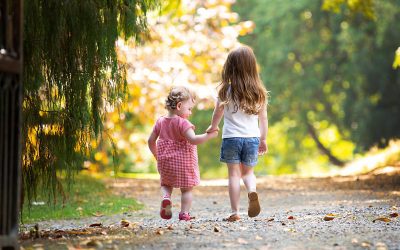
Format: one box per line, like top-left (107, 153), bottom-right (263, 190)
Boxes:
top-left (241, 165), bottom-right (254, 175)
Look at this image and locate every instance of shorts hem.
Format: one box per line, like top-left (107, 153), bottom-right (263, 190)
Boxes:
top-left (220, 158), bottom-right (240, 164)
top-left (220, 159), bottom-right (257, 166)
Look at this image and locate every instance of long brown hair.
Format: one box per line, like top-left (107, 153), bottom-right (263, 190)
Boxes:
top-left (218, 46), bottom-right (268, 115)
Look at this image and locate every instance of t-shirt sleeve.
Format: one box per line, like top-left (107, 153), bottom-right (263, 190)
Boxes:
top-left (179, 118), bottom-right (195, 136)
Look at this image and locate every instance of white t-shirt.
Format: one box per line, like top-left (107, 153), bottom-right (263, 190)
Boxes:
top-left (222, 101), bottom-right (260, 139)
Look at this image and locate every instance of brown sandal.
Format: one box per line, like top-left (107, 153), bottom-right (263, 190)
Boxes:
top-left (223, 214), bottom-right (241, 222)
top-left (248, 192), bottom-right (261, 217)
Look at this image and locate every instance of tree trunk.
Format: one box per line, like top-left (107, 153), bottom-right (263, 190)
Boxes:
top-left (306, 122), bottom-right (346, 166)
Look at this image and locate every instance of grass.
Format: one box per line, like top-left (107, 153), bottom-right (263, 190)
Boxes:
top-left (22, 173), bottom-right (143, 224)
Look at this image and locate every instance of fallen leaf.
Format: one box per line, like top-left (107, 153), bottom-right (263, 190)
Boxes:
top-left (324, 216), bottom-right (335, 221)
top-left (288, 216), bottom-right (294, 220)
top-left (214, 226), bottom-right (220, 232)
top-left (284, 228), bottom-right (296, 233)
top-left (361, 241), bottom-right (372, 248)
top-left (326, 213), bottom-right (337, 217)
top-left (120, 219), bottom-right (130, 227)
top-left (89, 223), bottom-right (102, 227)
top-left (389, 212), bottom-right (398, 218)
top-left (267, 218), bottom-right (274, 222)
top-left (156, 229), bottom-right (164, 235)
top-left (373, 217), bottom-right (391, 223)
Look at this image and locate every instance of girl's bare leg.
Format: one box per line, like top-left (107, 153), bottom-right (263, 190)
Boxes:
top-left (227, 163), bottom-right (241, 214)
top-left (180, 187), bottom-right (193, 213)
top-left (240, 163), bottom-right (257, 193)
top-left (161, 185), bottom-right (173, 198)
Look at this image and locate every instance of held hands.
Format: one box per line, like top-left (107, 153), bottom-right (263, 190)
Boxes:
top-left (206, 125), bottom-right (219, 133)
top-left (205, 125), bottom-right (219, 139)
top-left (258, 140), bottom-right (268, 155)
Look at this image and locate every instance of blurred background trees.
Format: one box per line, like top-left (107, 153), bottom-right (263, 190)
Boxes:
top-left (90, 0), bottom-right (399, 177)
top-left (233, 0), bottom-right (400, 173)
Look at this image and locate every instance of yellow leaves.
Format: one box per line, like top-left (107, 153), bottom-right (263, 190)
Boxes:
top-left (238, 21), bottom-right (255, 36)
top-left (393, 47), bottom-right (400, 69)
top-left (322, 0), bottom-right (345, 13)
top-left (322, 0), bottom-right (375, 19)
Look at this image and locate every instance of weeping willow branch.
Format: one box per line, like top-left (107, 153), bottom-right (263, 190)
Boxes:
top-left (22, 0), bottom-right (160, 208)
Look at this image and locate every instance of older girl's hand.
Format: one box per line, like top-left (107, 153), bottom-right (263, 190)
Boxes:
top-left (206, 125), bottom-right (219, 133)
top-left (258, 140), bottom-right (268, 155)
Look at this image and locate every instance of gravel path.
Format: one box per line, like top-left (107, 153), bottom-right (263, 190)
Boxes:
top-left (20, 175), bottom-right (400, 249)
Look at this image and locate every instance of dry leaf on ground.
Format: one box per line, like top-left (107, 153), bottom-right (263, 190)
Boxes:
top-left (120, 219), bottom-right (130, 227)
top-left (372, 217), bottom-right (391, 223)
top-left (89, 223), bottom-right (102, 227)
top-left (324, 216), bottom-right (335, 221)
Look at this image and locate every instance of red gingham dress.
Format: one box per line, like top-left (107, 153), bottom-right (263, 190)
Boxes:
top-left (153, 116), bottom-right (200, 188)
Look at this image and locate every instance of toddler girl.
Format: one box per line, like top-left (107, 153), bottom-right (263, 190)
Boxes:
top-left (207, 45), bottom-right (268, 221)
top-left (148, 86), bottom-right (218, 221)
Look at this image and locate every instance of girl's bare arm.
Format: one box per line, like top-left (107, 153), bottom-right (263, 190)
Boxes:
top-left (207, 99), bottom-right (224, 132)
top-left (147, 131), bottom-right (158, 159)
top-left (184, 128), bottom-right (218, 145)
top-left (258, 106), bottom-right (268, 154)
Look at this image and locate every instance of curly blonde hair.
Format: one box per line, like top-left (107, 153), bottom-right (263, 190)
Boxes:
top-left (218, 46), bottom-right (268, 115)
top-left (165, 86), bottom-right (196, 110)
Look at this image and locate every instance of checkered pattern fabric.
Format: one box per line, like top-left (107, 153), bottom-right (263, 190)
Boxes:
top-left (157, 139), bottom-right (200, 188)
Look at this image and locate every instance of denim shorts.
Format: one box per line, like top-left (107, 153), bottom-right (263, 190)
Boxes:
top-left (220, 137), bottom-right (260, 167)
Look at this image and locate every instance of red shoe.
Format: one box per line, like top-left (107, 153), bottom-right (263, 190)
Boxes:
top-left (160, 198), bottom-right (172, 220)
top-left (178, 212), bottom-right (192, 221)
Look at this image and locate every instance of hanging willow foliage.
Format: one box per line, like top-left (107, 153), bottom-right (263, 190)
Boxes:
top-left (22, 0), bottom-right (160, 207)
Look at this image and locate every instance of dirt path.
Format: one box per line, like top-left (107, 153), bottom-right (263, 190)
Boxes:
top-left (20, 174), bottom-right (400, 249)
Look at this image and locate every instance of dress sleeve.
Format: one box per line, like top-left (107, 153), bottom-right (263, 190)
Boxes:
top-left (179, 118), bottom-right (195, 136)
top-left (152, 118), bottom-right (161, 136)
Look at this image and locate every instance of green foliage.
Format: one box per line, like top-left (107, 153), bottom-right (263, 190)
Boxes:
top-left (22, 173), bottom-right (143, 223)
top-left (23, 0), bottom-right (160, 207)
top-left (233, 0), bottom-right (400, 170)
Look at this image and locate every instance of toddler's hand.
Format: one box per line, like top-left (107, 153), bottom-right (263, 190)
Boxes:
top-left (206, 125), bottom-right (219, 133)
top-left (258, 140), bottom-right (268, 155)
top-left (207, 130), bottom-right (219, 139)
